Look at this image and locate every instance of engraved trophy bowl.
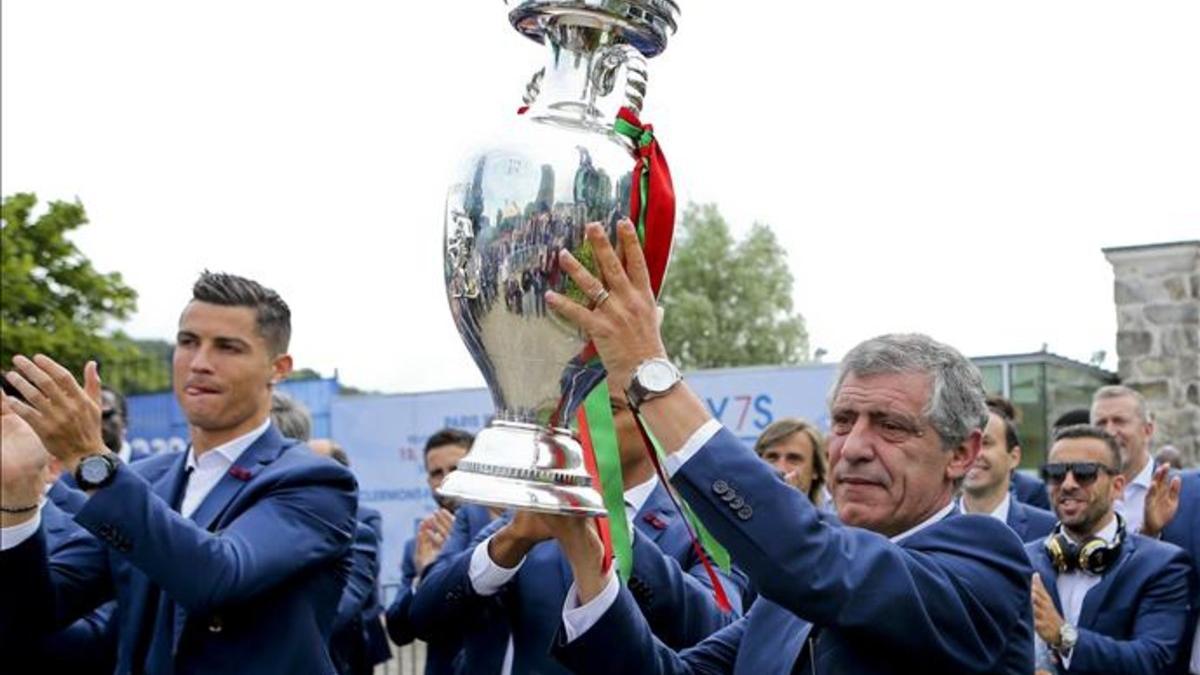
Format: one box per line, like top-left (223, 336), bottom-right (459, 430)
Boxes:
top-left (437, 0), bottom-right (679, 515)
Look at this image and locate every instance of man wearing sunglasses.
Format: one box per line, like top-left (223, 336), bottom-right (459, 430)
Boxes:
top-left (1027, 424), bottom-right (1194, 675)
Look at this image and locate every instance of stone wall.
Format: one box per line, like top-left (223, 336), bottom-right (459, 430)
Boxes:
top-left (1103, 241), bottom-right (1200, 464)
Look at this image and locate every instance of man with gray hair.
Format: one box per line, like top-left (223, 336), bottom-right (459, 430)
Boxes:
top-left (528, 218), bottom-right (1035, 675)
top-left (1092, 384), bottom-right (1200, 673)
top-left (271, 391), bottom-right (313, 441)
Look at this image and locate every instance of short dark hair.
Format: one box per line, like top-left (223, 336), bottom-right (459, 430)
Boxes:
top-left (985, 408), bottom-right (1021, 452)
top-left (192, 271), bottom-right (291, 355)
top-left (985, 396), bottom-right (1016, 421)
top-left (1052, 408), bottom-right (1091, 431)
top-left (1051, 424), bottom-right (1121, 468)
top-left (424, 428), bottom-right (474, 455)
top-left (102, 386), bottom-right (128, 419)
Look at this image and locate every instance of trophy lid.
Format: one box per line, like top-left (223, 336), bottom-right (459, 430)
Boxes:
top-left (507, 0), bottom-right (680, 57)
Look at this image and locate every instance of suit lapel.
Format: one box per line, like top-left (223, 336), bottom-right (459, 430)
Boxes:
top-left (1077, 535), bottom-right (1136, 628)
top-left (1007, 502), bottom-right (1028, 540)
top-left (632, 482), bottom-right (675, 546)
top-left (1029, 544), bottom-right (1065, 616)
top-left (188, 426), bottom-right (285, 531)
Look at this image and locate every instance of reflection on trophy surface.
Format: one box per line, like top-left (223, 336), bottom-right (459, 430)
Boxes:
top-left (437, 0), bottom-right (679, 515)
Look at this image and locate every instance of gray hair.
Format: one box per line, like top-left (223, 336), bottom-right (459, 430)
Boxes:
top-left (270, 391), bottom-right (312, 441)
top-left (832, 334), bottom-right (988, 450)
top-left (1091, 385), bottom-right (1152, 423)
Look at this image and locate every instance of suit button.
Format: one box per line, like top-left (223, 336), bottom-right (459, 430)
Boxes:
top-left (737, 506), bottom-right (753, 520)
top-left (720, 491), bottom-right (737, 503)
top-left (728, 496), bottom-right (745, 510)
top-left (208, 616), bottom-right (224, 633)
top-left (712, 480), bottom-right (729, 495)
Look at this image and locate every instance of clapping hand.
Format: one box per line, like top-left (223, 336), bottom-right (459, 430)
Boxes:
top-left (414, 508), bottom-right (455, 576)
top-left (0, 392), bottom-right (50, 526)
top-left (1030, 573), bottom-right (1065, 647)
top-left (1141, 464), bottom-right (1181, 538)
top-left (3, 355), bottom-right (105, 472)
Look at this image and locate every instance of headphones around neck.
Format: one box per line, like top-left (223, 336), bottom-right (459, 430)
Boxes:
top-left (1044, 512), bottom-right (1126, 575)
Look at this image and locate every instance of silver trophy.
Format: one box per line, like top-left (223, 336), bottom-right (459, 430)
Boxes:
top-left (437, 0), bottom-right (679, 515)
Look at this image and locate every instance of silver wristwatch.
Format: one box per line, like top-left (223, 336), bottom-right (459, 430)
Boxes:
top-left (1057, 623), bottom-right (1078, 652)
top-left (625, 358), bottom-right (682, 410)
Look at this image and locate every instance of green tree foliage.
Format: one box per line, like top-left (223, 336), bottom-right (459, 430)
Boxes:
top-left (1, 193), bottom-right (142, 380)
top-left (660, 203), bottom-right (809, 370)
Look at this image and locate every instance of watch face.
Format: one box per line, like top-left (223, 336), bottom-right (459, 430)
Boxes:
top-left (641, 360), bottom-right (678, 392)
top-left (81, 457), bottom-right (110, 484)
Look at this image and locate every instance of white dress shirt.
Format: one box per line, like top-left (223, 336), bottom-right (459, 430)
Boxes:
top-left (561, 425), bottom-right (957, 643)
top-left (1033, 516), bottom-right (1120, 669)
top-left (958, 492), bottom-right (1011, 523)
top-left (468, 475), bottom-right (660, 673)
top-left (1114, 459), bottom-right (1153, 534)
top-left (179, 419), bottom-right (269, 519)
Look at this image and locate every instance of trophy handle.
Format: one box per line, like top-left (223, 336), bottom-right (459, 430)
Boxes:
top-left (590, 44), bottom-right (648, 115)
top-left (521, 67), bottom-right (546, 109)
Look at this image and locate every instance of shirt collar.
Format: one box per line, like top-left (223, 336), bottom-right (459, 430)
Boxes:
top-left (623, 475), bottom-right (659, 514)
top-left (891, 500), bottom-right (956, 544)
top-left (991, 492), bottom-right (1012, 522)
top-left (117, 440), bottom-right (133, 464)
top-left (957, 491), bottom-right (1012, 522)
top-left (1128, 458), bottom-right (1154, 491)
top-left (186, 418), bottom-right (271, 471)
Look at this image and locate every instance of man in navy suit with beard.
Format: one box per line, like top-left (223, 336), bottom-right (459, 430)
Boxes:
top-left (532, 221), bottom-right (1035, 674)
top-left (1026, 425), bottom-right (1193, 674)
top-left (0, 272), bottom-right (358, 674)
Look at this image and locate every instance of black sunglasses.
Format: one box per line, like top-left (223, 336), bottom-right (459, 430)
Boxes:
top-left (1040, 462), bottom-right (1118, 485)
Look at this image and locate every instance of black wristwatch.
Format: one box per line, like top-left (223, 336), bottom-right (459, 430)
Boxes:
top-left (74, 453), bottom-right (122, 490)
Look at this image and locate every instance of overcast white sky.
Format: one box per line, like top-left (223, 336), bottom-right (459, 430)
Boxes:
top-left (3, 1), bottom-right (1198, 393)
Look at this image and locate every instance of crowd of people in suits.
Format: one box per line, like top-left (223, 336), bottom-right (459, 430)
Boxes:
top-left (0, 260), bottom-right (1197, 675)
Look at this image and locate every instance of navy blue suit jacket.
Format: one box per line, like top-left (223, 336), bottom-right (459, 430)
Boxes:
top-left (1025, 531), bottom-right (1195, 674)
top-left (555, 427), bottom-right (1035, 675)
top-left (1007, 498), bottom-right (1058, 543)
top-left (386, 503), bottom-right (498, 675)
top-left (1012, 470), bottom-right (1052, 510)
top-left (1160, 468), bottom-right (1200, 672)
top-left (356, 505), bottom-right (392, 667)
top-left (0, 424), bottom-right (358, 674)
top-left (330, 518), bottom-right (383, 675)
top-left (411, 483), bottom-right (749, 675)
top-left (28, 482), bottom-right (119, 675)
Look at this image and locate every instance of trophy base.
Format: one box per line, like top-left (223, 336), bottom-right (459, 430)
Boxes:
top-left (436, 421), bottom-right (607, 516)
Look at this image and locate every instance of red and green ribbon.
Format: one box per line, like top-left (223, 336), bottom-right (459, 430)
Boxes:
top-left (570, 107), bottom-right (731, 612)
top-left (578, 380), bottom-right (630, 579)
top-left (612, 107), bottom-right (675, 296)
